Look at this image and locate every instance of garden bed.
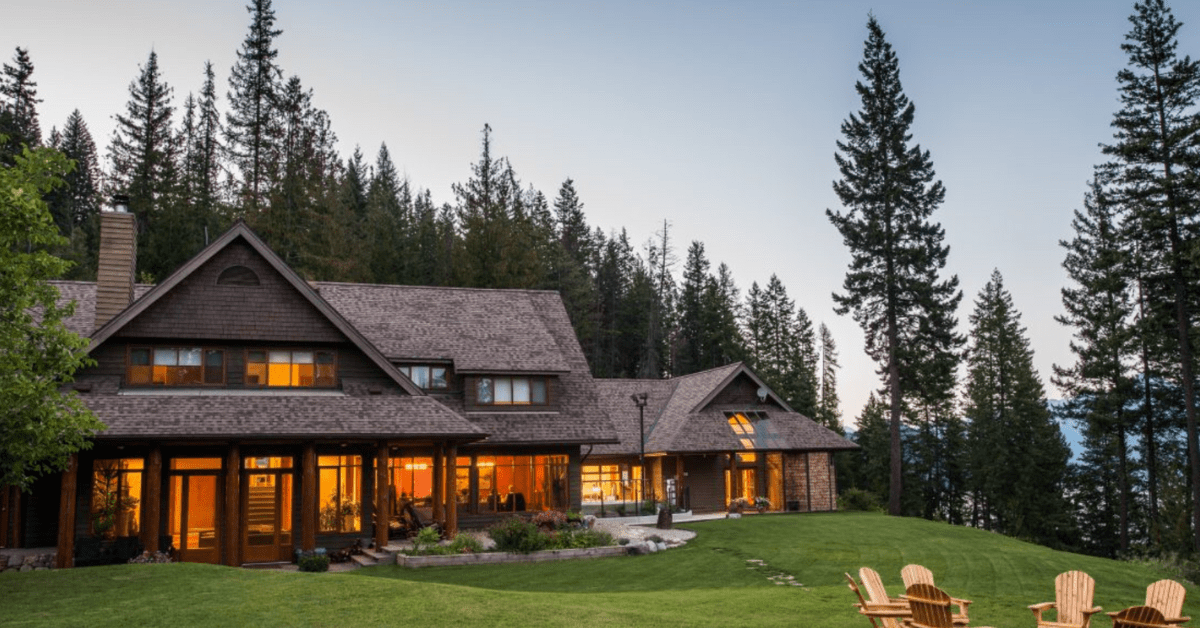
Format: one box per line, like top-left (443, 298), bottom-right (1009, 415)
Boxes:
top-left (396, 545), bottom-right (628, 568)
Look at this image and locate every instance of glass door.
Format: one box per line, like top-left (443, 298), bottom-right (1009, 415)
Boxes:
top-left (242, 457), bottom-right (293, 564)
top-left (168, 458), bottom-right (222, 564)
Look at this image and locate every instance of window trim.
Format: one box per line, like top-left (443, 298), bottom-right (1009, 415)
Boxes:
top-left (126, 346), bottom-right (226, 387)
top-left (397, 364), bottom-right (450, 390)
top-left (475, 376), bottom-right (550, 406)
top-left (244, 348), bottom-right (338, 389)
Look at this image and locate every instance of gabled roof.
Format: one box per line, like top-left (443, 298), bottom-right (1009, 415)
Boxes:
top-left (84, 221), bottom-right (422, 395)
top-left (314, 283), bottom-right (572, 373)
top-left (52, 281), bottom-right (153, 338)
top-left (593, 362), bottom-right (857, 455)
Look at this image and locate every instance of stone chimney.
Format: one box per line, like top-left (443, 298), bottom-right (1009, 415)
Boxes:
top-left (94, 195), bottom-right (137, 331)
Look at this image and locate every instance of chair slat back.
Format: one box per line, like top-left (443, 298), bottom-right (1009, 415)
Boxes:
top-left (846, 573), bottom-right (881, 628)
top-left (1111, 605), bottom-right (1168, 628)
top-left (1145, 579), bottom-right (1186, 619)
top-left (1055, 570), bottom-right (1096, 626)
top-left (859, 567), bottom-right (893, 604)
top-left (906, 583), bottom-right (953, 628)
top-left (901, 564), bottom-right (936, 589)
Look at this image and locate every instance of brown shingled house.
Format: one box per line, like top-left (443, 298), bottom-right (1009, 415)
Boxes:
top-left (0, 213), bottom-right (616, 567)
top-left (587, 363), bottom-right (856, 514)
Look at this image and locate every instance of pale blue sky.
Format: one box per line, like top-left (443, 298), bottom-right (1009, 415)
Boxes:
top-left (7, 0), bottom-right (1198, 426)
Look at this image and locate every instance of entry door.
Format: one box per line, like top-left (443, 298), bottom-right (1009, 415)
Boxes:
top-left (242, 469), bottom-right (293, 563)
top-left (168, 474), bottom-right (221, 564)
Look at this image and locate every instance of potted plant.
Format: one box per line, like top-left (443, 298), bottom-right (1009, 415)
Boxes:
top-left (754, 496), bottom-right (771, 512)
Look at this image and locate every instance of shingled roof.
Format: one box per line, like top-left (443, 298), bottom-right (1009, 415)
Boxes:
top-left (313, 282), bottom-right (572, 373)
top-left (52, 281), bottom-right (152, 338)
top-left (81, 394), bottom-right (481, 440)
top-left (594, 362), bottom-right (857, 455)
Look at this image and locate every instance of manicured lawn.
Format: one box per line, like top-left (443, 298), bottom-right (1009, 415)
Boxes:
top-left (2, 512), bottom-right (1195, 627)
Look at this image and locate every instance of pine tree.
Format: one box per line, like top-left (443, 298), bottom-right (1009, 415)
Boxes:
top-left (1102, 0), bottom-right (1200, 552)
top-left (642, 221), bottom-right (677, 378)
top-left (549, 179), bottom-right (598, 359)
top-left (189, 61), bottom-right (224, 221)
top-left (816, 323), bottom-right (843, 433)
top-left (108, 49), bottom-right (178, 280)
top-left (1054, 175), bottom-right (1137, 553)
top-left (226, 0), bottom-right (283, 213)
top-left (47, 110), bottom-right (102, 279)
top-left (0, 47), bottom-right (41, 148)
top-left (453, 125), bottom-right (532, 288)
top-left (964, 270), bottom-right (1072, 547)
top-left (827, 16), bottom-right (963, 515)
top-left (365, 143), bottom-right (411, 284)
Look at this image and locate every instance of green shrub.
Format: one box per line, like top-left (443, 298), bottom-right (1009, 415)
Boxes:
top-left (297, 552), bottom-right (330, 572)
top-left (545, 528), bottom-right (615, 550)
top-left (531, 510), bottom-right (568, 530)
top-left (488, 517), bottom-right (548, 554)
top-left (838, 488), bottom-right (884, 512)
top-left (410, 526), bottom-right (442, 554)
top-left (448, 533), bottom-right (485, 554)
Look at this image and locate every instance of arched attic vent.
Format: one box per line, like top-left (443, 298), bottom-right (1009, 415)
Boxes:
top-left (216, 265), bottom-right (260, 286)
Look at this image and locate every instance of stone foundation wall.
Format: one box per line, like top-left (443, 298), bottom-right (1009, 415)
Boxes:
top-left (0, 552), bottom-right (56, 572)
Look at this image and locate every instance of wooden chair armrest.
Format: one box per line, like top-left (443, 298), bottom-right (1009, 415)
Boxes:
top-left (1028, 602), bottom-right (1055, 611)
top-left (1081, 606), bottom-right (1102, 616)
top-left (1164, 616), bottom-right (1190, 625)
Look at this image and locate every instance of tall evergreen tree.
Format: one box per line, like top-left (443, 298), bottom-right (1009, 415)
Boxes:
top-left (188, 61), bottom-right (224, 221)
top-left (1102, 0), bottom-right (1200, 551)
top-left (964, 270), bottom-right (1072, 547)
top-left (1054, 175), bottom-right (1137, 553)
top-left (0, 47), bottom-right (41, 148)
top-left (226, 0), bottom-right (283, 213)
top-left (47, 110), bottom-right (102, 279)
top-left (816, 322), bottom-right (843, 433)
top-left (108, 49), bottom-right (178, 280)
top-left (827, 16), bottom-right (963, 515)
top-left (365, 143), bottom-right (412, 284)
top-left (549, 179), bottom-right (598, 359)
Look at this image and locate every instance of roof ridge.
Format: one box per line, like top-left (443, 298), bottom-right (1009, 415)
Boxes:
top-left (312, 280), bottom-right (560, 295)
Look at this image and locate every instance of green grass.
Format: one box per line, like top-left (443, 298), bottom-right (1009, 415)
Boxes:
top-left (2, 512), bottom-right (1196, 627)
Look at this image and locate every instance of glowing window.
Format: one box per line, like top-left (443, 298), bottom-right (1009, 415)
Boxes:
top-left (128, 346), bottom-right (222, 386)
top-left (246, 350), bottom-right (336, 388)
top-left (475, 376), bottom-right (549, 406)
top-left (90, 458), bottom-right (143, 539)
top-left (318, 455), bottom-right (361, 533)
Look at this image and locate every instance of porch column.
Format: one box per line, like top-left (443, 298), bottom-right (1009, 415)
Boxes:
top-left (224, 444), bottom-right (240, 566)
top-left (431, 446), bottom-right (443, 525)
top-left (301, 444), bottom-right (316, 551)
top-left (675, 456), bottom-right (685, 510)
top-left (729, 452), bottom-right (739, 507)
top-left (142, 446), bottom-right (162, 554)
top-left (445, 445), bottom-right (457, 537)
top-left (54, 454), bottom-right (78, 569)
top-left (0, 485), bottom-right (11, 548)
top-left (374, 443), bottom-right (389, 550)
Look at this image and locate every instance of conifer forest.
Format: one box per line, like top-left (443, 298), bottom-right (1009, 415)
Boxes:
top-left (3, 0), bottom-right (1200, 564)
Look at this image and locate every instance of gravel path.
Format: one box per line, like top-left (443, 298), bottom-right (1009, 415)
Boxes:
top-left (592, 519), bottom-right (697, 545)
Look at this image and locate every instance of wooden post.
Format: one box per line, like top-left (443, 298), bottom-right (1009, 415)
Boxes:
top-left (805, 452), bottom-right (812, 513)
top-left (0, 484), bottom-right (11, 548)
top-left (10, 485), bottom-right (21, 548)
top-left (431, 446), bottom-right (443, 524)
top-left (301, 444), bottom-right (317, 551)
top-left (142, 447), bottom-right (162, 553)
top-left (55, 454), bottom-right (78, 569)
top-left (445, 445), bottom-right (457, 537)
top-left (675, 456), bottom-right (684, 509)
top-left (224, 445), bottom-right (240, 566)
top-left (729, 452), bottom-right (739, 507)
top-left (375, 444), bottom-right (389, 550)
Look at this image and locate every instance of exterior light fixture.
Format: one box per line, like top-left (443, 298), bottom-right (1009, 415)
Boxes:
top-left (630, 392), bottom-right (649, 509)
top-left (108, 194), bottom-right (130, 213)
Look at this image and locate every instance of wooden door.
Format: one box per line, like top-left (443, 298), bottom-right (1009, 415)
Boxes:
top-left (242, 470), bottom-right (293, 563)
top-left (168, 473), bottom-right (220, 564)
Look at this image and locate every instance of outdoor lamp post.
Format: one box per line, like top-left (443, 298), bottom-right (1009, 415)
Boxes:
top-left (630, 392), bottom-right (648, 511)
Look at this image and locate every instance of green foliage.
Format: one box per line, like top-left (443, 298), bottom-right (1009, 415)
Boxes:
top-left (296, 552), bottom-right (329, 572)
top-left (838, 487), bottom-right (884, 512)
top-left (410, 526), bottom-right (441, 554)
top-left (531, 509), bottom-right (568, 530)
top-left (545, 528), bottom-right (614, 550)
top-left (487, 517), bottom-right (548, 554)
top-left (447, 533), bottom-right (484, 554)
top-left (0, 136), bottom-right (103, 490)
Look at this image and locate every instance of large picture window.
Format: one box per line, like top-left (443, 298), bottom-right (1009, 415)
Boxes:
top-left (318, 456), bottom-right (361, 533)
top-left (246, 349), bottom-right (336, 387)
top-left (581, 464), bottom-right (641, 504)
top-left (127, 347), bottom-right (224, 386)
top-left (91, 458), bottom-right (143, 538)
top-left (476, 455), bottom-right (568, 512)
top-left (476, 376), bottom-right (548, 406)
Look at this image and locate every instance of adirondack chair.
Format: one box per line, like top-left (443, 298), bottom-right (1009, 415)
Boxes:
top-left (858, 568), bottom-right (909, 628)
top-left (1146, 579), bottom-right (1190, 625)
top-left (900, 564), bottom-right (972, 624)
top-left (1110, 606), bottom-right (1173, 628)
top-left (847, 572), bottom-right (910, 628)
top-left (1027, 570), bottom-right (1103, 628)
top-left (901, 583), bottom-right (994, 628)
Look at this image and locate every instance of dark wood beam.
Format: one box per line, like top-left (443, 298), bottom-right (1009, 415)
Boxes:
top-left (431, 446), bottom-right (443, 525)
top-left (374, 443), bottom-right (388, 550)
top-left (445, 445), bottom-right (457, 538)
top-left (224, 445), bottom-right (240, 566)
top-left (55, 454), bottom-right (78, 569)
top-left (302, 444), bottom-right (316, 551)
top-left (142, 447), bottom-right (162, 553)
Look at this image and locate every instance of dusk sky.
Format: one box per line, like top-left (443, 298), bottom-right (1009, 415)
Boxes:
top-left (7, 0), bottom-right (1199, 427)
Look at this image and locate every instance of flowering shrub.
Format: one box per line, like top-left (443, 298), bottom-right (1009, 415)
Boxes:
top-left (531, 509), bottom-right (568, 530)
top-left (489, 517), bottom-right (548, 554)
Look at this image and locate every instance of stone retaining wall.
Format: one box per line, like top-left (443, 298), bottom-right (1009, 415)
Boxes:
top-left (0, 553), bottom-right (56, 573)
top-left (397, 545), bottom-right (628, 568)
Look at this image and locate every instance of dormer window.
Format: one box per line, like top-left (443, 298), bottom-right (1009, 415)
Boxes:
top-left (398, 365), bottom-right (448, 390)
top-left (476, 376), bottom-right (548, 406)
top-left (246, 349), bottom-right (337, 388)
top-left (127, 347), bottom-right (224, 386)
